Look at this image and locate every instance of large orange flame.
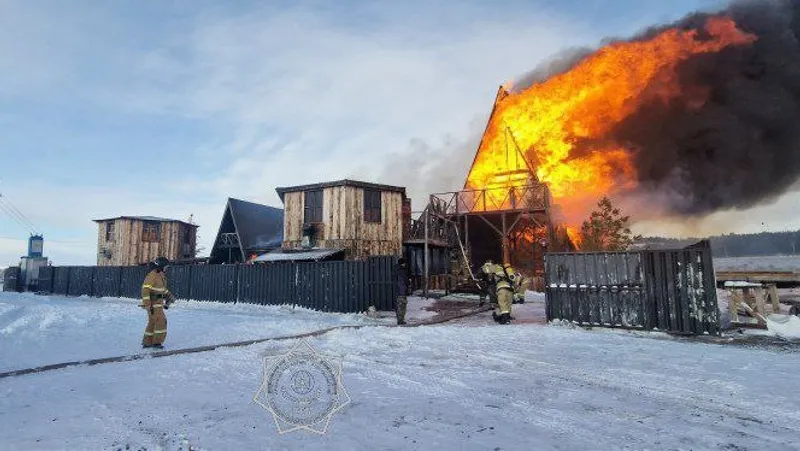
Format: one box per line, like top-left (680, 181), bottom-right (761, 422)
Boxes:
top-left (465, 17), bottom-right (757, 227)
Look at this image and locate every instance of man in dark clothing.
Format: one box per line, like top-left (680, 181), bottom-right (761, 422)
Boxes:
top-left (396, 257), bottom-right (410, 325)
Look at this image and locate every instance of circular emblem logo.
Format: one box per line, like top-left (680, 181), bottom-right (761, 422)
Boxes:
top-left (265, 353), bottom-right (338, 426)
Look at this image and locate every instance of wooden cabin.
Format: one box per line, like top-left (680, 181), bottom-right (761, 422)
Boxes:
top-left (274, 180), bottom-right (410, 260)
top-left (93, 216), bottom-right (198, 266)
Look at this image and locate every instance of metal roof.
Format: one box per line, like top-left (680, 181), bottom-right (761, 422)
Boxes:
top-left (275, 179), bottom-right (406, 202)
top-left (227, 198), bottom-right (284, 251)
top-left (92, 216), bottom-right (198, 227)
top-left (252, 248), bottom-right (345, 262)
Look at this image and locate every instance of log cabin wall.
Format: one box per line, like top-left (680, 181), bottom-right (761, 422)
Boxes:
top-left (96, 219), bottom-right (197, 266)
top-left (281, 185), bottom-right (404, 260)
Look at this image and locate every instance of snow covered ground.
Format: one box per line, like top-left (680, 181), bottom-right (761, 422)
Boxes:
top-left (2, 292), bottom-right (800, 450)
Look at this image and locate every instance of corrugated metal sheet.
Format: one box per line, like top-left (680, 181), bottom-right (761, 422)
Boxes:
top-left (368, 256), bottom-right (397, 311)
top-left (165, 265), bottom-right (192, 300)
top-left (37, 266), bottom-right (54, 294)
top-left (35, 256), bottom-right (399, 313)
top-left (68, 266), bottom-right (95, 296)
top-left (2, 267), bottom-right (20, 292)
top-left (190, 265), bottom-right (238, 302)
top-left (93, 267), bottom-right (121, 298)
top-left (238, 264), bottom-right (296, 305)
top-left (545, 240), bottom-right (719, 335)
top-left (52, 267), bottom-right (70, 295)
top-left (120, 266), bottom-right (150, 299)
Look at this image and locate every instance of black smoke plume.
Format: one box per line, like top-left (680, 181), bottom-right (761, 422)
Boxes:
top-left (522, 0), bottom-right (800, 217)
top-left (615, 0), bottom-right (800, 215)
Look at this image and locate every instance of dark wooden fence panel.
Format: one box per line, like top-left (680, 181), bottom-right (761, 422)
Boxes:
top-left (52, 267), bottom-right (70, 295)
top-left (545, 240), bottom-right (719, 335)
top-left (32, 256), bottom-right (399, 313)
top-left (238, 263), bottom-right (296, 305)
top-left (120, 266), bottom-right (150, 299)
top-left (93, 267), bottom-right (121, 298)
top-left (2, 267), bottom-right (20, 292)
top-left (67, 266), bottom-right (95, 297)
top-left (190, 265), bottom-right (238, 302)
top-left (37, 266), bottom-right (54, 294)
top-left (165, 265), bottom-right (193, 300)
top-left (368, 256), bottom-right (397, 312)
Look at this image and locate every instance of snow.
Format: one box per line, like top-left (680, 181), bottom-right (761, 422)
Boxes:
top-left (714, 255), bottom-right (800, 272)
top-left (2, 292), bottom-right (800, 450)
top-left (766, 314), bottom-right (800, 340)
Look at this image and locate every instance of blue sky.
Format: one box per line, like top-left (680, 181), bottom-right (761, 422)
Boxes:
top-left (6, 0), bottom-right (795, 266)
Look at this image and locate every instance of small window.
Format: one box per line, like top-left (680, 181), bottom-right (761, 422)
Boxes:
top-left (183, 227), bottom-right (193, 245)
top-left (142, 221), bottom-right (161, 243)
top-left (364, 189), bottom-right (381, 223)
top-left (304, 190), bottom-right (323, 224)
top-left (105, 222), bottom-right (115, 241)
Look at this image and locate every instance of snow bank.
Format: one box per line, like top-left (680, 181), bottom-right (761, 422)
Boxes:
top-left (766, 314), bottom-right (800, 340)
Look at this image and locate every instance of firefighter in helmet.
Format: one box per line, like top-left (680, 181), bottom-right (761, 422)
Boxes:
top-left (491, 262), bottom-right (516, 325)
top-left (480, 260), bottom-right (499, 306)
top-left (140, 257), bottom-right (175, 349)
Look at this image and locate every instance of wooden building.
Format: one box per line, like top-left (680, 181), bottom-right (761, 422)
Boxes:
top-left (93, 216), bottom-right (198, 266)
top-left (209, 198), bottom-right (284, 264)
top-left (274, 180), bottom-right (409, 261)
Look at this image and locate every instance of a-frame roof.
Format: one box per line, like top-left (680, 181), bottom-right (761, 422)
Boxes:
top-left (463, 86), bottom-right (537, 190)
top-left (210, 198), bottom-right (284, 263)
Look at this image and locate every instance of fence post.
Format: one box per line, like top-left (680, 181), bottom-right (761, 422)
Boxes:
top-left (65, 267), bottom-right (72, 298)
top-left (116, 266), bottom-right (123, 298)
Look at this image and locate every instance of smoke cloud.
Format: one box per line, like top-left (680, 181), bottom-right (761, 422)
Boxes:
top-left (611, 0), bottom-right (800, 216)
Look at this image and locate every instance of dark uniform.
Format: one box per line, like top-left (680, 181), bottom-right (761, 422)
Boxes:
top-left (396, 258), bottom-right (410, 325)
top-left (140, 257), bottom-right (175, 348)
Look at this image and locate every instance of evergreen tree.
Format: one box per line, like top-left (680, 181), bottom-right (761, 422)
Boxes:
top-left (579, 196), bottom-right (640, 251)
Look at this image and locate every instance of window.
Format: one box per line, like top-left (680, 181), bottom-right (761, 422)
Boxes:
top-left (364, 189), bottom-right (381, 223)
top-left (304, 190), bottom-right (323, 224)
top-left (105, 222), bottom-right (115, 241)
top-left (183, 227), bottom-right (193, 244)
top-left (142, 221), bottom-right (161, 243)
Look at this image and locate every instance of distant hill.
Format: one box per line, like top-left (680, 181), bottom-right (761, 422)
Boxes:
top-left (637, 230), bottom-right (800, 257)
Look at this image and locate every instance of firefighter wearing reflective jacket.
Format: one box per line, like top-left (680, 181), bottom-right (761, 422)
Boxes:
top-left (491, 263), bottom-right (516, 325)
top-left (140, 257), bottom-right (175, 349)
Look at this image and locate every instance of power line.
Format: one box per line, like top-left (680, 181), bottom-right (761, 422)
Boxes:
top-left (0, 201), bottom-right (34, 234)
top-left (0, 193), bottom-right (40, 235)
top-left (0, 195), bottom-right (39, 233)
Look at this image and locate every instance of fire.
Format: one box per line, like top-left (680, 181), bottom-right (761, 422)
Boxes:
top-left (465, 17), bottom-right (757, 225)
top-left (566, 226), bottom-right (582, 250)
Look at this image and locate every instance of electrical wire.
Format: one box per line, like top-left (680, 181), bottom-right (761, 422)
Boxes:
top-left (0, 193), bottom-right (40, 235)
top-left (0, 195), bottom-right (39, 234)
top-left (0, 201), bottom-right (35, 235)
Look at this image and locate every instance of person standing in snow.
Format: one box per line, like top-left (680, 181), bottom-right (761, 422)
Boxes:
top-left (490, 262), bottom-right (516, 325)
top-left (140, 257), bottom-right (175, 349)
top-left (396, 257), bottom-right (410, 325)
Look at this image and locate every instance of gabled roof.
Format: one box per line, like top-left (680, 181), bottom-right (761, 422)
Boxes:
top-left (210, 197), bottom-right (284, 263)
top-left (275, 179), bottom-right (406, 202)
top-left (228, 198), bottom-right (284, 251)
top-left (92, 216), bottom-right (198, 227)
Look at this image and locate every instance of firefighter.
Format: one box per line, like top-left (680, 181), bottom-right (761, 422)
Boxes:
top-left (513, 271), bottom-right (529, 304)
top-left (140, 256), bottom-right (175, 349)
top-left (491, 262), bottom-right (516, 325)
top-left (396, 257), bottom-right (410, 325)
top-left (480, 260), bottom-right (499, 306)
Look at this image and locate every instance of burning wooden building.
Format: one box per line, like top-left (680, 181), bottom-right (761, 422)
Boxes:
top-left (409, 88), bottom-right (575, 285)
